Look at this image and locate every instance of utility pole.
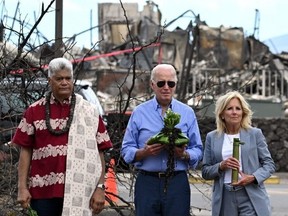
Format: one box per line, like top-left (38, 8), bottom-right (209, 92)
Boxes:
top-left (253, 9), bottom-right (260, 39)
top-left (55, 0), bottom-right (63, 57)
top-left (0, 21), bottom-right (4, 42)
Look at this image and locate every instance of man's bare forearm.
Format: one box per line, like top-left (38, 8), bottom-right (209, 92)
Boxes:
top-left (98, 151), bottom-right (106, 185)
top-left (17, 146), bottom-right (32, 189)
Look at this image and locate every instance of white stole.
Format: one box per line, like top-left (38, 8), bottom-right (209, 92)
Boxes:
top-left (62, 94), bottom-right (102, 216)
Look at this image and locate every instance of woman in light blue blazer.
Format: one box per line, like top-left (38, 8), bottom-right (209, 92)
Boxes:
top-left (202, 91), bottom-right (275, 216)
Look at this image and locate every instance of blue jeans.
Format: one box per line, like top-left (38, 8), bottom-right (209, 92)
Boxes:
top-left (135, 171), bottom-right (190, 216)
top-left (30, 198), bottom-right (63, 216)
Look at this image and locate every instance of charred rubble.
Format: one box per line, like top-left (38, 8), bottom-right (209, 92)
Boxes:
top-left (1, 1), bottom-right (288, 115)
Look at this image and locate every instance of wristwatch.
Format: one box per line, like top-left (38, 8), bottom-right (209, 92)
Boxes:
top-left (96, 183), bottom-right (105, 190)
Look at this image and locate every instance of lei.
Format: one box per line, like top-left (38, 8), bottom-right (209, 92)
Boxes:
top-left (45, 92), bottom-right (76, 136)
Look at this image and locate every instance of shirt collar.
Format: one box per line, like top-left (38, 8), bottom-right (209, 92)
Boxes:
top-left (50, 93), bottom-right (72, 105)
top-left (152, 96), bottom-right (174, 111)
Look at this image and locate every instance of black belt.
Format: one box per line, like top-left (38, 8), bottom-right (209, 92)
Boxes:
top-left (139, 170), bottom-right (185, 178)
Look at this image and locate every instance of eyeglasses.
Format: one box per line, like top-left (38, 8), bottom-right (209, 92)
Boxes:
top-left (155, 81), bottom-right (176, 88)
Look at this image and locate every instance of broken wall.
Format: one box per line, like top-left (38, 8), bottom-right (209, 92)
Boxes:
top-left (98, 3), bottom-right (139, 51)
top-left (197, 25), bottom-right (246, 70)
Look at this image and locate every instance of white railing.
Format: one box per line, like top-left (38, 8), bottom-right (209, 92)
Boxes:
top-left (188, 68), bottom-right (288, 102)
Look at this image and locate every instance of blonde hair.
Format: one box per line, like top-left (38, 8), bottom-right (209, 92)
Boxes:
top-left (215, 91), bottom-right (253, 134)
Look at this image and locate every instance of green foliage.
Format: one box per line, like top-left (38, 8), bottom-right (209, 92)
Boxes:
top-left (147, 108), bottom-right (189, 146)
top-left (27, 206), bottom-right (38, 216)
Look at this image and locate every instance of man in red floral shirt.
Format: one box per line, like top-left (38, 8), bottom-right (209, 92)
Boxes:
top-left (12, 57), bottom-right (113, 216)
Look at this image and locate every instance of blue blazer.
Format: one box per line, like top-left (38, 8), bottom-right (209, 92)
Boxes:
top-left (202, 127), bottom-right (275, 216)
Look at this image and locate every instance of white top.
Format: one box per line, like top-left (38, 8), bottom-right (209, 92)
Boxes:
top-left (222, 133), bottom-right (242, 183)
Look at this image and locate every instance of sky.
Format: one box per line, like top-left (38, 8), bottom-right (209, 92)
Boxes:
top-left (1, 0), bottom-right (288, 51)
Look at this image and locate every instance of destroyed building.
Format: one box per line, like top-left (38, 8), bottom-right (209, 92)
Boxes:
top-left (1, 1), bottom-right (288, 117)
top-left (85, 1), bottom-right (288, 118)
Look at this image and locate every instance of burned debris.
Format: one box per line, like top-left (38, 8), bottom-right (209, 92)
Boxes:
top-left (93, 2), bottom-right (288, 117)
top-left (1, 1), bottom-right (288, 116)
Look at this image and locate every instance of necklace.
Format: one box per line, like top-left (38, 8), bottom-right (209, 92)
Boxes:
top-left (45, 91), bottom-right (76, 136)
top-left (225, 133), bottom-right (239, 145)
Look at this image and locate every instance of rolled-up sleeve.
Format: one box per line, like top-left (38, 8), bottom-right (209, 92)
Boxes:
top-left (121, 113), bottom-right (139, 164)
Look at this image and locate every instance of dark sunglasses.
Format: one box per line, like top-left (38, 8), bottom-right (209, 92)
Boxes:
top-left (155, 81), bottom-right (176, 88)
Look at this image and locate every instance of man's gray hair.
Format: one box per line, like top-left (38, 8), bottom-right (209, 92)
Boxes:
top-left (48, 57), bottom-right (73, 78)
top-left (150, 64), bottom-right (177, 82)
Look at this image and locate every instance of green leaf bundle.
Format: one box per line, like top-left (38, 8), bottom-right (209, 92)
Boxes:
top-left (147, 108), bottom-right (189, 146)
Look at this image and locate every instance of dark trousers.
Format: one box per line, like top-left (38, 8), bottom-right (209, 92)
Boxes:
top-left (30, 198), bottom-right (64, 216)
top-left (135, 171), bottom-right (190, 216)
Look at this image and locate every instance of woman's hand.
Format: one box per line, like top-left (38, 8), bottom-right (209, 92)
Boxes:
top-left (219, 157), bottom-right (240, 171)
top-left (232, 171), bottom-right (256, 186)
